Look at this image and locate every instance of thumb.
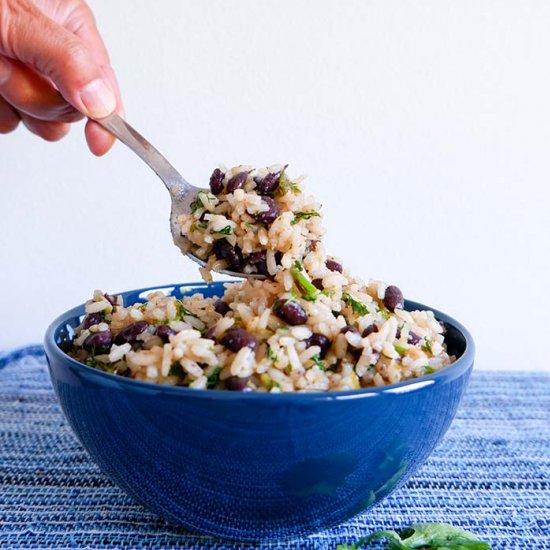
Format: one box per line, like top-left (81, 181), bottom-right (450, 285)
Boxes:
top-left (1, 1), bottom-right (116, 119)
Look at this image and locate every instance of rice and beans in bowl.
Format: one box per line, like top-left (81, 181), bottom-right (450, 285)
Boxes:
top-left (68, 165), bottom-right (455, 392)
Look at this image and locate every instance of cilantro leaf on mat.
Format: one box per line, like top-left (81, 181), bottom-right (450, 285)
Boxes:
top-left (336, 523), bottom-right (492, 549)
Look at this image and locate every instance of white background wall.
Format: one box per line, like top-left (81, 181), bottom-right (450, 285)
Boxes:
top-left (1, 0), bottom-right (549, 372)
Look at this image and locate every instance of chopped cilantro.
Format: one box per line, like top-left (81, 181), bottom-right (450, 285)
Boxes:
top-left (342, 292), bottom-right (369, 316)
top-left (267, 346), bottom-right (278, 363)
top-left (176, 301), bottom-right (197, 321)
top-left (394, 344), bottom-right (408, 355)
top-left (207, 367), bottom-right (222, 388)
top-left (190, 196), bottom-right (203, 214)
top-left (424, 365), bottom-right (436, 373)
top-left (337, 522), bottom-right (492, 549)
top-left (212, 225), bottom-right (232, 235)
top-left (311, 354), bottom-right (326, 371)
top-left (85, 356), bottom-right (100, 368)
top-left (291, 211), bottom-right (320, 225)
top-left (380, 310), bottom-right (391, 320)
top-left (169, 363), bottom-right (184, 377)
top-left (277, 172), bottom-right (301, 195)
top-left (260, 373), bottom-right (280, 390)
top-left (422, 338), bottom-right (433, 353)
top-left (290, 260), bottom-right (318, 302)
top-left (190, 191), bottom-right (215, 214)
top-left (197, 221), bottom-right (208, 229)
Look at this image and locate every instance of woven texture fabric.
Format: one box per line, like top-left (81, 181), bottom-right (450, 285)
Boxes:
top-left (0, 348), bottom-right (548, 550)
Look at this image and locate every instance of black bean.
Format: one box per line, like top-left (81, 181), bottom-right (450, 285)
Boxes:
top-left (83, 331), bottom-right (113, 354)
top-left (104, 293), bottom-right (117, 306)
top-left (305, 333), bottom-right (331, 358)
top-left (246, 251), bottom-right (268, 275)
top-left (213, 239), bottom-right (244, 271)
top-left (209, 168), bottom-right (225, 195)
top-left (254, 170), bottom-right (282, 195)
top-left (273, 299), bottom-right (308, 326)
top-left (156, 324), bottom-right (175, 343)
top-left (362, 324), bottom-right (379, 337)
top-left (214, 299), bottom-right (230, 316)
top-left (205, 326), bottom-right (217, 340)
top-left (221, 327), bottom-right (257, 352)
top-left (325, 259), bottom-right (343, 273)
top-left (327, 359), bottom-right (343, 373)
top-left (82, 312), bottom-right (102, 329)
top-left (408, 331), bottom-right (421, 345)
top-left (224, 376), bottom-right (251, 391)
top-left (226, 171), bottom-right (248, 193)
top-left (312, 278), bottom-right (324, 290)
top-left (383, 285), bottom-right (404, 312)
top-left (396, 328), bottom-right (401, 340)
top-left (114, 321), bottom-right (149, 345)
top-left (255, 197), bottom-right (279, 225)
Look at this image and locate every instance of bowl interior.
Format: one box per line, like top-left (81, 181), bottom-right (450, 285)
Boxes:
top-left (51, 281), bottom-right (472, 393)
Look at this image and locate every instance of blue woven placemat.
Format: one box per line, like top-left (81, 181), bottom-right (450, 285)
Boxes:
top-left (0, 347), bottom-right (548, 549)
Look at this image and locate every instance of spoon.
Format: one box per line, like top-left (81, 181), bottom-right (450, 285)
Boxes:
top-left (94, 113), bottom-right (262, 279)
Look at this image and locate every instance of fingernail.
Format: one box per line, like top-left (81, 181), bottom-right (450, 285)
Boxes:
top-left (79, 78), bottom-right (117, 119)
top-left (0, 57), bottom-right (12, 86)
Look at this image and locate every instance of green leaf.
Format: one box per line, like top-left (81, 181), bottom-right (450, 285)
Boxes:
top-left (394, 344), bottom-right (408, 355)
top-left (212, 225), bottom-right (233, 235)
top-left (290, 261), bottom-right (318, 302)
top-left (169, 362), bottom-right (184, 378)
top-left (206, 367), bottom-right (222, 388)
top-left (277, 171), bottom-right (301, 195)
top-left (175, 301), bottom-right (197, 321)
top-left (422, 338), bottom-right (433, 353)
top-left (311, 354), bottom-right (326, 371)
top-left (197, 221), bottom-right (208, 229)
top-left (342, 292), bottom-right (369, 316)
top-left (291, 211), bottom-right (320, 225)
top-left (425, 365), bottom-right (436, 373)
top-left (190, 196), bottom-right (203, 214)
top-left (190, 191), bottom-right (216, 214)
top-left (364, 523), bottom-right (492, 549)
top-left (267, 346), bottom-right (278, 363)
top-left (85, 356), bottom-right (107, 370)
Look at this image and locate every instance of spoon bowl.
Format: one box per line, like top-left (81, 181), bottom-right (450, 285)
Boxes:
top-left (95, 113), bottom-right (264, 279)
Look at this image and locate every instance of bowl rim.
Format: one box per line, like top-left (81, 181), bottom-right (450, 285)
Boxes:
top-left (44, 281), bottom-right (475, 402)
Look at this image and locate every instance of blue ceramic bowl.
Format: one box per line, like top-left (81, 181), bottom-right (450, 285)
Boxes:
top-left (44, 282), bottom-right (474, 542)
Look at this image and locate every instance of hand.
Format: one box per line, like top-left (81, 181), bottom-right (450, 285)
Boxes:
top-left (0, 0), bottom-right (123, 155)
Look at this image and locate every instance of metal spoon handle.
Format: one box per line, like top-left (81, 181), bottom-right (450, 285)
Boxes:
top-left (94, 113), bottom-right (192, 197)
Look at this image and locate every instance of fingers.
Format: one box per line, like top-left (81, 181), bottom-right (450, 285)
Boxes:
top-left (2, 0), bottom-right (117, 119)
top-left (0, 95), bottom-right (20, 133)
top-left (84, 67), bottom-right (124, 156)
top-left (69, 6), bottom-right (124, 155)
top-left (20, 113), bottom-right (70, 141)
top-left (0, 56), bottom-right (82, 122)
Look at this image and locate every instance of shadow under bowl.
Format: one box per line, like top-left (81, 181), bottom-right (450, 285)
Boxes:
top-left (44, 281), bottom-right (475, 542)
